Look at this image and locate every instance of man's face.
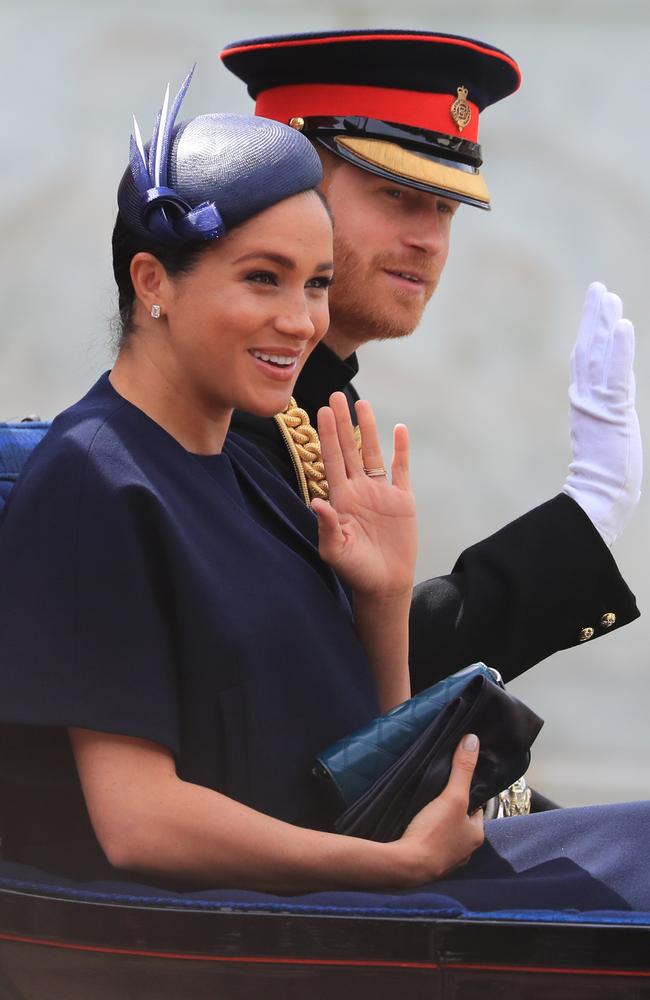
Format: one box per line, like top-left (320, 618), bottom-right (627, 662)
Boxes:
top-left (320, 158), bottom-right (459, 348)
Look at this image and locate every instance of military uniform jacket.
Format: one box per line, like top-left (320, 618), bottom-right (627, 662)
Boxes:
top-left (231, 343), bottom-right (640, 689)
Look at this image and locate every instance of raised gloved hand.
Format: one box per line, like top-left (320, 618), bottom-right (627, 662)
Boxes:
top-left (562, 282), bottom-right (642, 547)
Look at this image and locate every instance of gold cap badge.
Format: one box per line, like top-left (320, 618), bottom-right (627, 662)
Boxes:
top-left (289, 116), bottom-right (305, 131)
top-left (450, 86), bottom-right (471, 133)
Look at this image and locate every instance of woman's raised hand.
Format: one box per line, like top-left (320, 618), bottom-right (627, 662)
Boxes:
top-left (314, 392), bottom-right (417, 600)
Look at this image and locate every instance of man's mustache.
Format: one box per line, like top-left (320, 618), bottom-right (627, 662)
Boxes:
top-left (372, 255), bottom-right (438, 285)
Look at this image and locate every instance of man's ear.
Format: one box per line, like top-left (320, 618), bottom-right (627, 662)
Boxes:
top-left (316, 145), bottom-right (343, 195)
top-left (130, 252), bottom-right (171, 318)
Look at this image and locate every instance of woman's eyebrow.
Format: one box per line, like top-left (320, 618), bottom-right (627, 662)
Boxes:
top-left (234, 252), bottom-right (334, 272)
top-left (234, 251), bottom-right (295, 269)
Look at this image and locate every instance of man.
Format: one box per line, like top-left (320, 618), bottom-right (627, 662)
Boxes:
top-left (221, 29), bottom-right (641, 693)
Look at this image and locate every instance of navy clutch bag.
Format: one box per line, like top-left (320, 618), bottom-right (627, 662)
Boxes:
top-left (315, 664), bottom-right (544, 842)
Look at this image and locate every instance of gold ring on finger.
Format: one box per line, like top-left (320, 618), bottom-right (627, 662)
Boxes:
top-left (363, 466), bottom-right (387, 478)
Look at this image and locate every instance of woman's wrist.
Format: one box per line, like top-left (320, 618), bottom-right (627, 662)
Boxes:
top-left (329, 835), bottom-right (425, 890)
top-left (351, 585), bottom-right (413, 611)
top-left (362, 838), bottom-right (438, 890)
top-left (352, 590), bottom-right (411, 710)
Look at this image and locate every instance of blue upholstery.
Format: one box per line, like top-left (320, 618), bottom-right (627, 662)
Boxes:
top-left (0, 422), bottom-right (50, 512)
top-left (0, 861), bottom-right (648, 925)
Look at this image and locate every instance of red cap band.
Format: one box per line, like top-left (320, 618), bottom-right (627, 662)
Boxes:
top-left (255, 83), bottom-right (480, 143)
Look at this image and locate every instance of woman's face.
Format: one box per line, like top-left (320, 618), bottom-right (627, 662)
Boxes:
top-left (162, 190), bottom-right (333, 419)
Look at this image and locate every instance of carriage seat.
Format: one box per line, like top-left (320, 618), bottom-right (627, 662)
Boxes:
top-left (0, 420), bottom-right (51, 513)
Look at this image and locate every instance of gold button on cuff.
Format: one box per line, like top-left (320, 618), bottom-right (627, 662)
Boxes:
top-left (579, 627), bottom-right (595, 642)
top-left (600, 612), bottom-right (616, 629)
top-left (289, 116), bottom-right (305, 131)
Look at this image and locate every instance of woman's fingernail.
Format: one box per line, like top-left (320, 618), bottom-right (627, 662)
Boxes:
top-left (463, 733), bottom-right (479, 752)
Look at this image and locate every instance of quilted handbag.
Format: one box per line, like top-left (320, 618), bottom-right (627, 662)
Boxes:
top-left (315, 664), bottom-right (544, 841)
top-left (315, 663), bottom-right (496, 808)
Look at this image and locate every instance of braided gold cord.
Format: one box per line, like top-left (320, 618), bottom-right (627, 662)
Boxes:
top-left (275, 399), bottom-right (329, 502)
top-left (274, 399), bottom-right (364, 505)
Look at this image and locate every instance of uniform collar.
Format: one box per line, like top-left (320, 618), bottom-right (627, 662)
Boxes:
top-left (294, 342), bottom-right (359, 421)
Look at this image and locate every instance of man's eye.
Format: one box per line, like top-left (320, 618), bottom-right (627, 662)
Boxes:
top-left (384, 188), bottom-right (404, 200)
top-left (247, 271), bottom-right (277, 285)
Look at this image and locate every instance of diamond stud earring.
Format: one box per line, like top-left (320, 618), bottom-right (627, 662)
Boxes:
top-left (151, 304), bottom-right (161, 319)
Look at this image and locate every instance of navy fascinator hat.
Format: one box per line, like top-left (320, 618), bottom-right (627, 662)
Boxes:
top-left (117, 67), bottom-right (323, 247)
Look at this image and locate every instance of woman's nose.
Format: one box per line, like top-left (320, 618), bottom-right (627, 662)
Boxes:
top-left (273, 296), bottom-right (316, 339)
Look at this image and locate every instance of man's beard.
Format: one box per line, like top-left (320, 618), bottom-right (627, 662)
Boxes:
top-left (328, 234), bottom-right (437, 346)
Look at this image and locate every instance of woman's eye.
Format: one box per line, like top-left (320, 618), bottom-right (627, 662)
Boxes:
top-left (306, 276), bottom-right (333, 290)
top-left (246, 271), bottom-right (278, 285)
top-left (384, 188), bottom-right (404, 200)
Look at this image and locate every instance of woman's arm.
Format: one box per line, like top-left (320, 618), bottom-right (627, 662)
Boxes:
top-left (69, 728), bottom-right (483, 891)
top-left (314, 394), bottom-right (417, 710)
top-left (351, 590), bottom-right (411, 709)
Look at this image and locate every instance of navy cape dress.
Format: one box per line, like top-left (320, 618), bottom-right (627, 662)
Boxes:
top-left (0, 374), bottom-right (378, 878)
top-left (0, 373), bottom-right (649, 913)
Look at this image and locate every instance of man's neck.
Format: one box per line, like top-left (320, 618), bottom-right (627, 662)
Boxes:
top-left (323, 323), bottom-right (362, 360)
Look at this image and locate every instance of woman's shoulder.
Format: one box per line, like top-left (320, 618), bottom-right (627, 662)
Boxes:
top-left (225, 429), bottom-right (306, 506)
top-left (44, 374), bottom-right (129, 455)
top-left (224, 429), bottom-right (283, 474)
top-left (4, 374), bottom-right (161, 516)
top-left (224, 430), bottom-right (320, 541)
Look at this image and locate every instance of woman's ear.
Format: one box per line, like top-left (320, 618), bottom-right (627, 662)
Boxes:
top-left (130, 253), bottom-right (171, 319)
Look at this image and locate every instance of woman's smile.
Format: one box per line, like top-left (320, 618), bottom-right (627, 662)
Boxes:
top-left (111, 189), bottom-right (334, 454)
top-left (248, 346), bottom-right (304, 381)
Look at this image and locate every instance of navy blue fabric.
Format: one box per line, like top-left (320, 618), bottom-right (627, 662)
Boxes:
top-left (1, 802), bottom-right (650, 918)
top-left (0, 422), bottom-right (50, 513)
top-left (0, 374), bottom-right (378, 878)
top-left (1, 384), bottom-right (650, 916)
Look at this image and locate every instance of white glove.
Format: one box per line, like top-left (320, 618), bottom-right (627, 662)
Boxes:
top-left (562, 282), bottom-right (642, 547)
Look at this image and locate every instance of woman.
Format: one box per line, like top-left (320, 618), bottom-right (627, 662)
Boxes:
top-left (0, 71), bottom-right (483, 889)
top-left (1, 72), bottom-right (649, 912)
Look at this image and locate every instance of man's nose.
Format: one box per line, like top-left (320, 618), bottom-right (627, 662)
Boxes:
top-left (401, 216), bottom-right (447, 255)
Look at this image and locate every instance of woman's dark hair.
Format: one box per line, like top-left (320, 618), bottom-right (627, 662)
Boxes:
top-left (111, 188), bottom-right (332, 348)
top-left (111, 213), bottom-right (209, 346)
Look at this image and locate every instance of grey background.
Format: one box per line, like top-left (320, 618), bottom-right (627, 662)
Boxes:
top-left (1, 0), bottom-right (648, 804)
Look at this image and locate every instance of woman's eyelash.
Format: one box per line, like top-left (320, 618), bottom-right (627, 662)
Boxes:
top-left (246, 271), bottom-right (277, 284)
top-left (246, 272), bottom-right (333, 289)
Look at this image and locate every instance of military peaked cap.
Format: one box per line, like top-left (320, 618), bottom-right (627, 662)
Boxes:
top-left (221, 29), bottom-right (521, 210)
